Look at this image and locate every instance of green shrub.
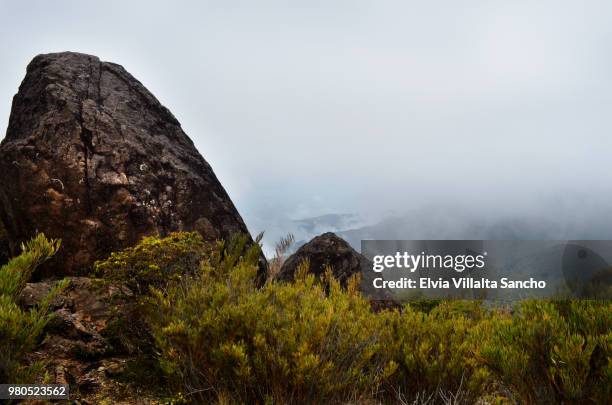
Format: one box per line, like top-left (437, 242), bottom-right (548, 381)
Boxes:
top-left (405, 297), bottom-right (442, 314)
top-left (473, 300), bottom-right (611, 404)
top-left (94, 232), bottom-right (210, 294)
top-left (147, 235), bottom-right (397, 404)
top-left (95, 232), bottom-right (610, 404)
top-left (391, 301), bottom-right (492, 402)
top-left (0, 234), bottom-right (66, 383)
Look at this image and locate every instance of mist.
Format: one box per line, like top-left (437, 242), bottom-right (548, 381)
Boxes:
top-left (1, 1), bottom-right (612, 253)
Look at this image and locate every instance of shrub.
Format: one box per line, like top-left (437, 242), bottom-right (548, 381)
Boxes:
top-left (473, 300), bottom-right (611, 404)
top-left (147, 235), bottom-right (397, 404)
top-left (95, 232), bottom-right (264, 400)
top-left (92, 232), bottom-right (213, 397)
top-left (95, 232), bottom-right (610, 404)
top-left (0, 234), bottom-right (66, 383)
top-left (391, 301), bottom-right (492, 402)
top-left (94, 232), bottom-right (210, 294)
top-left (405, 297), bottom-right (442, 314)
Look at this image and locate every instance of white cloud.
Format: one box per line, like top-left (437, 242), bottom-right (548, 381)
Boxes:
top-left (1, 1), bottom-right (612, 247)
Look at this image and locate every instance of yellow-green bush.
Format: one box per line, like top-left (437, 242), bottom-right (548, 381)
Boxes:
top-left (94, 232), bottom-right (209, 294)
top-left (99, 232), bottom-right (610, 404)
top-left (472, 300), bottom-right (611, 404)
top-left (0, 234), bottom-right (66, 383)
top-left (147, 235), bottom-right (397, 404)
top-left (391, 301), bottom-right (492, 402)
top-left (92, 232), bottom-right (215, 395)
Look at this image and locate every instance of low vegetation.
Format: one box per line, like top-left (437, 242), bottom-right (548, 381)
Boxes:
top-left (0, 234), bottom-right (66, 383)
top-left (94, 232), bottom-right (611, 404)
top-left (94, 232), bottom-right (210, 294)
top-left (472, 300), bottom-right (611, 404)
top-left (4, 232), bottom-right (610, 404)
top-left (149, 237), bottom-right (397, 403)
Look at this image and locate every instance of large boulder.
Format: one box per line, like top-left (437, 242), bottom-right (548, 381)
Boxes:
top-left (0, 52), bottom-right (254, 276)
top-left (276, 232), bottom-right (366, 286)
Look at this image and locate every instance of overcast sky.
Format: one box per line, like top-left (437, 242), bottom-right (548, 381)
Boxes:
top-left (1, 1), bottom-right (612, 247)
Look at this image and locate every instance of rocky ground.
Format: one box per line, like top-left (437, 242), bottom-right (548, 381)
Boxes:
top-left (18, 277), bottom-right (158, 403)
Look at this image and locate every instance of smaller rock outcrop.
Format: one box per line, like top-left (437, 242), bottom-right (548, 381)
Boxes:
top-left (276, 232), bottom-right (399, 310)
top-left (276, 232), bottom-right (366, 286)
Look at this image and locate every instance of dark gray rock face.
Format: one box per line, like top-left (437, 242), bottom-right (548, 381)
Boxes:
top-left (276, 232), bottom-right (366, 286)
top-left (0, 52), bottom-right (253, 276)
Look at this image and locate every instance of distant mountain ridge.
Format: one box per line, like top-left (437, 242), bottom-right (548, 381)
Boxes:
top-left (324, 205), bottom-right (612, 251)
